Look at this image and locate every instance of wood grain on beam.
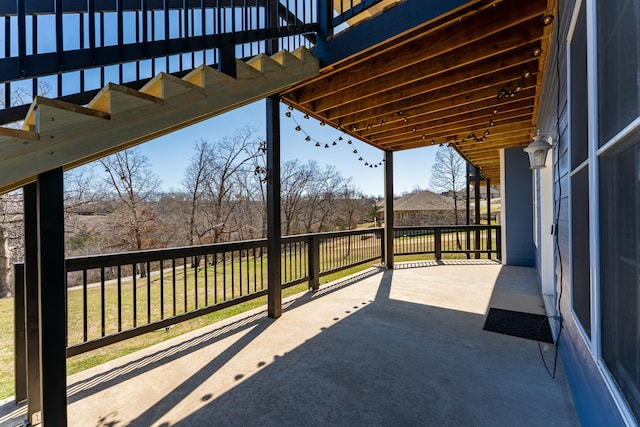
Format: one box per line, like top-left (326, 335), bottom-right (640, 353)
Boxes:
top-left (363, 105), bottom-right (534, 141)
top-left (324, 59), bottom-right (540, 121)
top-left (312, 22), bottom-right (543, 113)
top-left (287, 0), bottom-right (547, 105)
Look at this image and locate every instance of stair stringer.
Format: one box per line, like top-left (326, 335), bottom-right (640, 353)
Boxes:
top-left (0, 47), bottom-right (319, 194)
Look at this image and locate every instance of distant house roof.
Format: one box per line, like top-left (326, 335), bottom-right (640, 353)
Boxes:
top-left (377, 190), bottom-right (456, 211)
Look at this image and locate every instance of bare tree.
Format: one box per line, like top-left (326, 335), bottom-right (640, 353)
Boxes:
top-left (232, 140), bottom-right (267, 240)
top-left (0, 192), bottom-right (23, 297)
top-left (100, 148), bottom-right (161, 277)
top-left (183, 139), bottom-right (213, 246)
top-left (1, 81), bottom-right (52, 128)
top-left (281, 159), bottom-right (314, 235)
top-left (430, 145), bottom-right (466, 225)
top-left (430, 145), bottom-right (466, 250)
top-left (188, 127), bottom-right (261, 243)
top-left (301, 163), bottom-right (346, 233)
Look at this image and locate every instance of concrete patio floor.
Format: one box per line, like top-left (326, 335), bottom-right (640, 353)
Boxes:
top-left (1, 261), bottom-right (578, 426)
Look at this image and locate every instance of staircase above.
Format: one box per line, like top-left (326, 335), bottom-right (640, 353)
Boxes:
top-left (0, 47), bottom-right (319, 195)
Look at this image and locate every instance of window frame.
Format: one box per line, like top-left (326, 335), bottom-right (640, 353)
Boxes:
top-left (567, 0), bottom-right (592, 345)
top-left (586, 0), bottom-right (640, 423)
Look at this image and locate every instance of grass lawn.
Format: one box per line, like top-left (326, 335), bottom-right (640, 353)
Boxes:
top-left (0, 297), bottom-right (13, 399)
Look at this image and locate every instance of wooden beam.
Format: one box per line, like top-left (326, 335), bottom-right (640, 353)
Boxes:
top-left (324, 59), bottom-right (540, 121)
top-left (459, 132), bottom-right (533, 152)
top-left (336, 84), bottom-right (537, 130)
top-left (365, 106), bottom-right (534, 142)
top-left (358, 97), bottom-right (535, 138)
top-left (311, 20), bottom-right (544, 113)
top-left (382, 127), bottom-right (532, 152)
top-left (375, 119), bottom-right (534, 148)
top-left (287, 0), bottom-right (547, 105)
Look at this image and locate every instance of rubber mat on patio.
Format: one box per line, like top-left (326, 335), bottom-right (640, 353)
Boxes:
top-left (483, 308), bottom-right (554, 343)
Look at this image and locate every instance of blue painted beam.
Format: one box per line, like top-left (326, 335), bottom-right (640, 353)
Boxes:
top-left (314, 0), bottom-right (469, 67)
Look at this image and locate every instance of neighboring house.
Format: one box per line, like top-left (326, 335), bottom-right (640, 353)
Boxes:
top-left (474, 185), bottom-right (500, 200)
top-left (376, 190), bottom-right (465, 226)
top-left (441, 185), bottom-right (500, 201)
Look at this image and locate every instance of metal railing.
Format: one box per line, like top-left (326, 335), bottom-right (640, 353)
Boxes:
top-left (14, 227), bottom-right (383, 357)
top-left (13, 224), bottom-right (499, 401)
top-left (1, 0), bottom-right (396, 125)
top-left (331, 0), bottom-right (388, 28)
top-left (13, 225), bottom-right (499, 358)
top-left (1, 0), bottom-right (318, 124)
top-left (394, 225), bottom-right (501, 260)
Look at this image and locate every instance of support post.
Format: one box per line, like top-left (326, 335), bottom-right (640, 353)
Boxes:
top-left (496, 226), bottom-right (502, 261)
top-left (466, 163), bottom-right (471, 225)
top-left (219, 43), bottom-right (236, 78)
top-left (474, 166), bottom-right (481, 259)
top-left (486, 178), bottom-right (492, 225)
top-left (24, 182), bottom-right (41, 423)
top-left (384, 151), bottom-right (394, 269)
top-left (13, 263), bottom-right (26, 403)
top-left (318, 0), bottom-right (333, 40)
top-left (487, 178), bottom-right (492, 259)
top-left (308, 236), bottom-right (320, 291)
top-left (265, 4), bottom-right (281, 319)
top-left (266, 94), bottom-right (281, 319)
top-left (465, 163), bottom-right (471, 259)
top-left (37, 167), bottom-right (67, 425)
top-left (434, 228), bottom-right (442, 260)
top-left (266, 0), bottom-right (279, 54)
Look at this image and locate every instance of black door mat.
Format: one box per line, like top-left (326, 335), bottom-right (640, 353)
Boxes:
top-left (483, 308), bottom-right (554, 343)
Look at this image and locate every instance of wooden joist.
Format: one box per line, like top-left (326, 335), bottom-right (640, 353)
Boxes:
top-left (282, 0), bottom-right (556, 183)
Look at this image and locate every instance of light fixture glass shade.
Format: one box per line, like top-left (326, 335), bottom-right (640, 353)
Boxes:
top-left (524, 134), bottom-right (553, 169)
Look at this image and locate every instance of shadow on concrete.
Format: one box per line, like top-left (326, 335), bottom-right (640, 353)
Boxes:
top-left (62, 267), bottom-right (386, 410)
top-left (65, 311), bottom-right (268, 405)
top-left (135, 266), bottom-right (576, 427)
top-left (129, 317), bottom-right (274, 426)
top-left (394, 259), bottom-right (501, 270)
top-left (0, 264), bottom-right (578, 426)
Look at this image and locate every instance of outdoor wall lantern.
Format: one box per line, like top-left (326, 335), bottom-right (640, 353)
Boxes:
top-left (524, 132), bottom-right (553, 169)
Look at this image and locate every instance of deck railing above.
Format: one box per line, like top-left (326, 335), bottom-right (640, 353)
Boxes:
top-left (0, 0), bottom-right (318, 124)
top-left (330, 0), bottom-right (388, 28)
top-left (1, 0), bottom-right (398, 125)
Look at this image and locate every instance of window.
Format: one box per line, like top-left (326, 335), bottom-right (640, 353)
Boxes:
top-left (569, 1), bottom-right (590, 338)
top-left (597, 0), bottom-right (640, 145)
top-left (599, 132), bottom-right (640, 419)
top-left (597, 0), bottom-right (640, 420)
top-left (570, 2), bottom-right (588, 169)
top-left (570, 166), bottom-right (590, 337)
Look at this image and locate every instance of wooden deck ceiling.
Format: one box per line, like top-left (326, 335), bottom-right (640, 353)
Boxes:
top-left (281, 0), bottom-right (555, 182)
